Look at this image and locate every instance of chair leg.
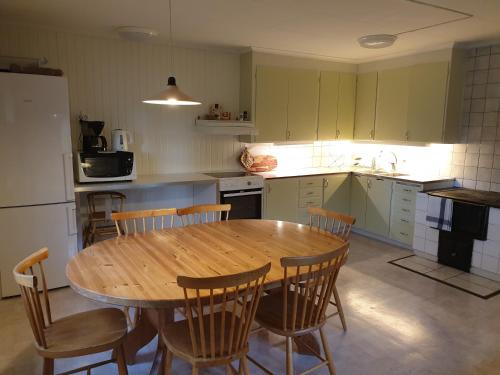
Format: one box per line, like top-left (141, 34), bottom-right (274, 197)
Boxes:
top-left (319, 327), bottom-right (336, 375)
top-left (42, 358), bottom-right (54, 375)
top-left (192, 366), bottom-right (199, 375)
top-left (241, 356), bottom-right (250, 375)
top-left (116, 345), bottom-right (129, 375)
top-left (286, 337), bottom-right (294, 375)
top-left (333, 286), bottom-right (347, 331)
top-left (164, 348), bottom-right (173, 375)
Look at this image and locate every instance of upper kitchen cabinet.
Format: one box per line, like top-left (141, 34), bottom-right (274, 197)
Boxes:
top-left (354, 72), bottom-right (377, 140)
top-left (375, 67), bottom-right (410, 142)
top-left (356, 48), bottom-right (466, 144)
top-left (317, 71), bottom-right (340, 140)
top-left (255, 65), bottom-right (289, 142)
top-left (336, 73), bottom-right (356, 140)
top-left (318, 71), bottom-right (356, 140)
top-left (287, 69), bottom-right (320, 141)
top-left (406, 62), bottom-right (449, 143)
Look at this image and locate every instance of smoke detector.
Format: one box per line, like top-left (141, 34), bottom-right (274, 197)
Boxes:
top-left (116, 27), bottom-right (159, 42)
top-left (358, 34), bottom-right (397, 49)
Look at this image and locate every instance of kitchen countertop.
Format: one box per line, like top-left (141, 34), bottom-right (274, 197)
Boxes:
top-left (74, 173), bottom-right (217, 193)
top-left (428, 188), bottom-right (500, 208)
top-left (253, 167), bottom-right (455, 184)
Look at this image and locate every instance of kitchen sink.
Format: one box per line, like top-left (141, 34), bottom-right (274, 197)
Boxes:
top-left (374, 172), bottom-right (409, 177)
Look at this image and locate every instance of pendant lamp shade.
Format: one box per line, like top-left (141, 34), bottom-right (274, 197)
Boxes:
top-left (142, 77), bottom-right (201, 106)
top-left (142, 0), bottom-right (201, 106)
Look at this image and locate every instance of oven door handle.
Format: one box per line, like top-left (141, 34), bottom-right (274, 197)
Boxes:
top-left (222, 191), bottom-right (263, 198)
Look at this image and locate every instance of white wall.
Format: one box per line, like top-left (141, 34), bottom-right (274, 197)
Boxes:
top-left (0, 24), bottom-right (243, 174)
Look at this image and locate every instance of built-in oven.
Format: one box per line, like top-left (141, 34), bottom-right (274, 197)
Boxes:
top-left (220, 188), bottom-right (262, 219)
top-left (204, 172), bottom-right (264, 220)
top-left (76, 151), bottom-right (137, 183)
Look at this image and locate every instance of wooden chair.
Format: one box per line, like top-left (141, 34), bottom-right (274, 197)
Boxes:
top-left (251, 243), bottom-right (349, 375)
top-left (177, 204), bottom-right (231, 226)
top-left (83, 191), bottom-right (126, 247)
top-left (161, 262), bottom-right (271, 375)
top-left (111, 208), bottom-right (178, 235)
top-left (111, 208), bottom-right (177, 328)
top-left (12, 248), bottom-right (128, 375)
top-left (308, 207), bottom-right (355, 331)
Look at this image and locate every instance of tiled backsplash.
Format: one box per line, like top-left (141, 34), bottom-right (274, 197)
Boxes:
top-left (457, 44), bottom-right (500, 192)
top-left (246, 141), bottom-right (454, 178)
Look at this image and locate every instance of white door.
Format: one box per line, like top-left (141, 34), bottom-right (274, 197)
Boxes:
top-left (0, 73), bottom-right (74, 207)
top-left (0, 202), bottom-right (77, 297)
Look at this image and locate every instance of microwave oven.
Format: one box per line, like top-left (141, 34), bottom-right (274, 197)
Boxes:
top-left (76, 151), bottom-right (137, 183)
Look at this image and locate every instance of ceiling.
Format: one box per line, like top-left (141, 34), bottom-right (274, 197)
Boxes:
top-left (1, 0), bottom-right (500, 62)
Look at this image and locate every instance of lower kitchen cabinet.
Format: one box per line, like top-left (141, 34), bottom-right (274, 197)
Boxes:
top-left (264, 178), bottom-right (299, 222)
top-left (365, 177), bottom-right (393, 237)
top-left (350, 174), bottom-right (368, 229)
top-left (323, 173), bottom-right (351, 216)
top-left (390, 181), bottom-right (421, 245)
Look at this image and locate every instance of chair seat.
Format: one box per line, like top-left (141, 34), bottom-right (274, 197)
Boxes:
top-left (39, 308), bottom-right (127, 358)
top-left (162, 312), bottom-right (247, 362)
top-left (255, 291), bottom-right (322, 336)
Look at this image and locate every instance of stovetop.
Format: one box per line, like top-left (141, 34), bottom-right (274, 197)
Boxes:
top-left (205, 171), bottom-right (253, 178)
top-left (428, 188), bottom-right (500, 208)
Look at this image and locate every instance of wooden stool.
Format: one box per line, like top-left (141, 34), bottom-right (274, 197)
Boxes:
top-left (83, 191), bottom-right (126, 247)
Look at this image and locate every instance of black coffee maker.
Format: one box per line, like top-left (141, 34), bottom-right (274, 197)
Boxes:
top-left (80, 120), bottom-right (108, 152)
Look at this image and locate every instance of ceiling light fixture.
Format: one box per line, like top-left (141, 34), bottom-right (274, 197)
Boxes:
top-left (358, 34), bottom-right (397, 49)
top-left (142, 0), bottom-right (201, 106)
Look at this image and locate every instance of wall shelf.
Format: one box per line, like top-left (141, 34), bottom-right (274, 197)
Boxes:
top-left (195, 119), bottom-right (258, 135)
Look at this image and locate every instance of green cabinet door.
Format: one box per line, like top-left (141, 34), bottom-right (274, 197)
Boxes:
top-left (350, 174), bottom-right (367, 229)
top-left (375, 67), bottom-right (410, 141)
top-left (317, 71), bottom-right (340, 140)
top-left (255, 66), bottom-right (288, 142)
top-left (354, 72), bottom-right (377, 140)
top-left (264, 178), bottom-right (299, 223)
top-left (287, 69), bottom-right (319, 141)
top-left (323, 174), bottom-right (351, 215)
top-left (407, 62), bottom-right (449, 143)
top-left (336, 72), bottom-right (356, 140)
top-left (365, 177), bottom-right (393, 237)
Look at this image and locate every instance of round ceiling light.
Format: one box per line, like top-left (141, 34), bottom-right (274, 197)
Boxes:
top-left (358, 34), bottom-right (397, 49)
top-left (116, 27), bottom-right (159, 42)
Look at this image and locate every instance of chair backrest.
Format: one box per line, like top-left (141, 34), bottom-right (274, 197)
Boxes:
top-left (280, 242), bottom-right (349, 333)
top-left (177, 204), bottom-right (231, 226)
top-left (111, 208), bottom-right (178, 235)
top-left (308, 207), bottom-right (356, 242)
top-left (12, 248), bottom-right (52, 349)
top-left (87, 191), bottom-right (126, 218)
top-left (178, 262), bottom-right (271, 359)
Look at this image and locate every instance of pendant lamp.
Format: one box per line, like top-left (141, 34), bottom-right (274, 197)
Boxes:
top-left (143, 0), bottom-right (201, 106)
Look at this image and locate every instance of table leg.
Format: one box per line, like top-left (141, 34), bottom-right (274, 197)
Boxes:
top-left (147, 308), bottom-right (175, 375)
top-left (121, 308), bottom-right (157, 365)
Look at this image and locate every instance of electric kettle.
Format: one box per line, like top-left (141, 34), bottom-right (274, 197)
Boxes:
top-left (111, 129), bottom-right (133, 151)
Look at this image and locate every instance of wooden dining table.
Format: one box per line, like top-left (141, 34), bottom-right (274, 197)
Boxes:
top-left (66, 219), bottom-right (345, 375)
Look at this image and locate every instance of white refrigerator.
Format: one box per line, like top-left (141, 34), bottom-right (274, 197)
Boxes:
top-left (0, 72), bottom-right (77, 297)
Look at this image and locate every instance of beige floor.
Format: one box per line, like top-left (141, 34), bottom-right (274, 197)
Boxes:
top-left (1, 234), bottom-right (500, 375)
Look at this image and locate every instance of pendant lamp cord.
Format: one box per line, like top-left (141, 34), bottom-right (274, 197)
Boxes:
top-left (169, 0), bottom-right (174, 76)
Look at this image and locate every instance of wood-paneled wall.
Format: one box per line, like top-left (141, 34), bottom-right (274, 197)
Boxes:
top-left (0, 24), bottom-right (242, 174)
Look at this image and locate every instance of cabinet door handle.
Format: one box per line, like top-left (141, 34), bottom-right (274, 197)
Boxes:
top-left (369, 129), bottom-right (374, 139)
top-left (402, 198), bottom-right (411, 202)
top-left (336, 129), bottom-right (340, 139)
top-left (267, 185), bottom-right (271, 194)
top-left (402, 208), bottom-right (410, 213)
top-left (323, 178), bottom-right (329, 188)
top-left (286, 130), bottom-right (291, 140)
top-left (400, 232), bottom-right (409, 236)
top-left (401, 218), bottom-right (409, 223)
top-left (405, 130), bottom-right (409, 141)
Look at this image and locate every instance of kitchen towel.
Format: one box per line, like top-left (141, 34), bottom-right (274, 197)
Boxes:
top-left (426, 196), bottom-right (453, 231)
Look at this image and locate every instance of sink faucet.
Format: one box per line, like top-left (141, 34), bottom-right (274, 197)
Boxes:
top-left (389, 152), bottom-right (398, 173)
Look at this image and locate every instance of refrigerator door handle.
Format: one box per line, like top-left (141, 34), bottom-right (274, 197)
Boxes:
top-left (66, 203), bottom-right (77, 235)
top-left (63, 153), bottom-right (75, 201)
